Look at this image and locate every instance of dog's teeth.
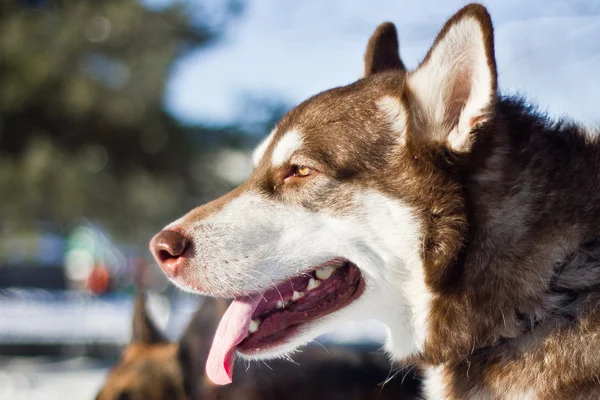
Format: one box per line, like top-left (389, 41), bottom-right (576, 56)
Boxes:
top-left (292, 291), bottom-right (304, 301)
top-left (316, 266), bottom-right (335, 280)
top-left (276, 300), bottom-right (285, 309)
top-left (249, 319), bottom-right (261, 333)
top-left (307, 278), bottom-right (321, 291)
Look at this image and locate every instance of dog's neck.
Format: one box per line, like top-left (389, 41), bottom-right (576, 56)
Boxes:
top-left (417, 98), bottom-right (600, 397)
top-left (423, 97), bottom-right (600, 363)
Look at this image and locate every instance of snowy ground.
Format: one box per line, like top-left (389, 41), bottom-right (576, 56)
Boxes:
top-left (0, 356), bottom-right (107, 400)
top-left (0, 289), bottom-right (182, 345)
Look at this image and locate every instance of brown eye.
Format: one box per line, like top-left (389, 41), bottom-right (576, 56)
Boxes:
top-left (284, 165), bottom-right (316, 181)
top-left (295, 165), bottom-right (313, 177)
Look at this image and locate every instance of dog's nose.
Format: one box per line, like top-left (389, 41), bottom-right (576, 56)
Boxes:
top-left (149, 230), bottom-right (190, 277)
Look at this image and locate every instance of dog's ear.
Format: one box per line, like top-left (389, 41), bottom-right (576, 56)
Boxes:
top-left (406, 4), bottom-right (497, 153)
top-left (131, 291), bottom-right (168, 344)
top-left (364, 22), bottom-right (406, 77)
top-left (178, 297), bottom-right (229, 397)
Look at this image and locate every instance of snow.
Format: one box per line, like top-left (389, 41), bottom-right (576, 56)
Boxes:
top-left (0, 357), bottom-right (107, 400)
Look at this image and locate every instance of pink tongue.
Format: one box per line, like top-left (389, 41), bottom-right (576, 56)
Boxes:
top-left (205, 295), bottom-right (261, 385)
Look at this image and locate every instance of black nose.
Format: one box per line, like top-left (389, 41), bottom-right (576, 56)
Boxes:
top-left (149, 230), bottom-right (190, 276)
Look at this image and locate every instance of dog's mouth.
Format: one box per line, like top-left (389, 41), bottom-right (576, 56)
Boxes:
top-left (240, 259), bottom-right (364, 352)
top-left (206, 258), bottom-right (365, 385)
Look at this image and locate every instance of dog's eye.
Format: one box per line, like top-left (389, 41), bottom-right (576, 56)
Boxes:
top-left (288, 165), bottom-right (315, 179)
top-left (283, 165), bottom-right (317, 182)
top-left (295, 165), bottom-right (313, 177)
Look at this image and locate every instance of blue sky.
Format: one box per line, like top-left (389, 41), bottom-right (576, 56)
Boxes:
top-left (155, 0), bottom-right (600, 126)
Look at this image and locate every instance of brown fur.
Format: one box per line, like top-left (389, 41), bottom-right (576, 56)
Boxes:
top-left (363, 22), bottom-right (406, 77)
top-left (401, 5), bottom-right (600, 398)
top-left (96, 294), bottom-right (421, 400)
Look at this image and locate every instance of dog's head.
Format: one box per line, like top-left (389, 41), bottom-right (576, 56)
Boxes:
top-left (151, 4), bottom-right (498, 385)
top-left (95, 294), bottom-right (226, 400)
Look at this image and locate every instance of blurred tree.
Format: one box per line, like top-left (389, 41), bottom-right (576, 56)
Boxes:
top-left (0, 0), bottom-right (263, 247)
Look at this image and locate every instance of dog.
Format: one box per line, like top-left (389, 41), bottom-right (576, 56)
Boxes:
top-left (150, 4), bottom-right (600, 398)
top-left (95, 293), bottom-right (420, 400)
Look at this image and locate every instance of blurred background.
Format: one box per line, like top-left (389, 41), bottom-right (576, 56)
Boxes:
top-left (0, 0), bottom-right (598, 398)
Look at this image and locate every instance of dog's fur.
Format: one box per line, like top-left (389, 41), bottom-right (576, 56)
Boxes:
top-left (153, 4), bottom-right (600, 399)
top-left (95, 294), bottom-right (420, 400)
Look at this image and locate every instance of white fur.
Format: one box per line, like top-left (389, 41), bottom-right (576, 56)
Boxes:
top-left (424, 366), bottom-right (448, 400)
top-left (510, 389), bottom-right (536, 400)
top-left (271, 130), bottom-right (303, 167)
top-left (252, 128), bottom-right (277, 166)
top-left (167, 189), bottom-right (430, 363)
top-left (377, 96), bottom-right (407, 145)
top-left (409, 17), bottom-right (493, 153)
top-left (425, 365), bottom-right (521, 400)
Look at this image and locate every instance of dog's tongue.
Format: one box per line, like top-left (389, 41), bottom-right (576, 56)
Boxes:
top-left (206, 295), bottom-right (261, 385)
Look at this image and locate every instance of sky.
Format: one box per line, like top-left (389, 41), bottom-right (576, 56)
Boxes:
top-left (155, 0), bottom-right (600, 127)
